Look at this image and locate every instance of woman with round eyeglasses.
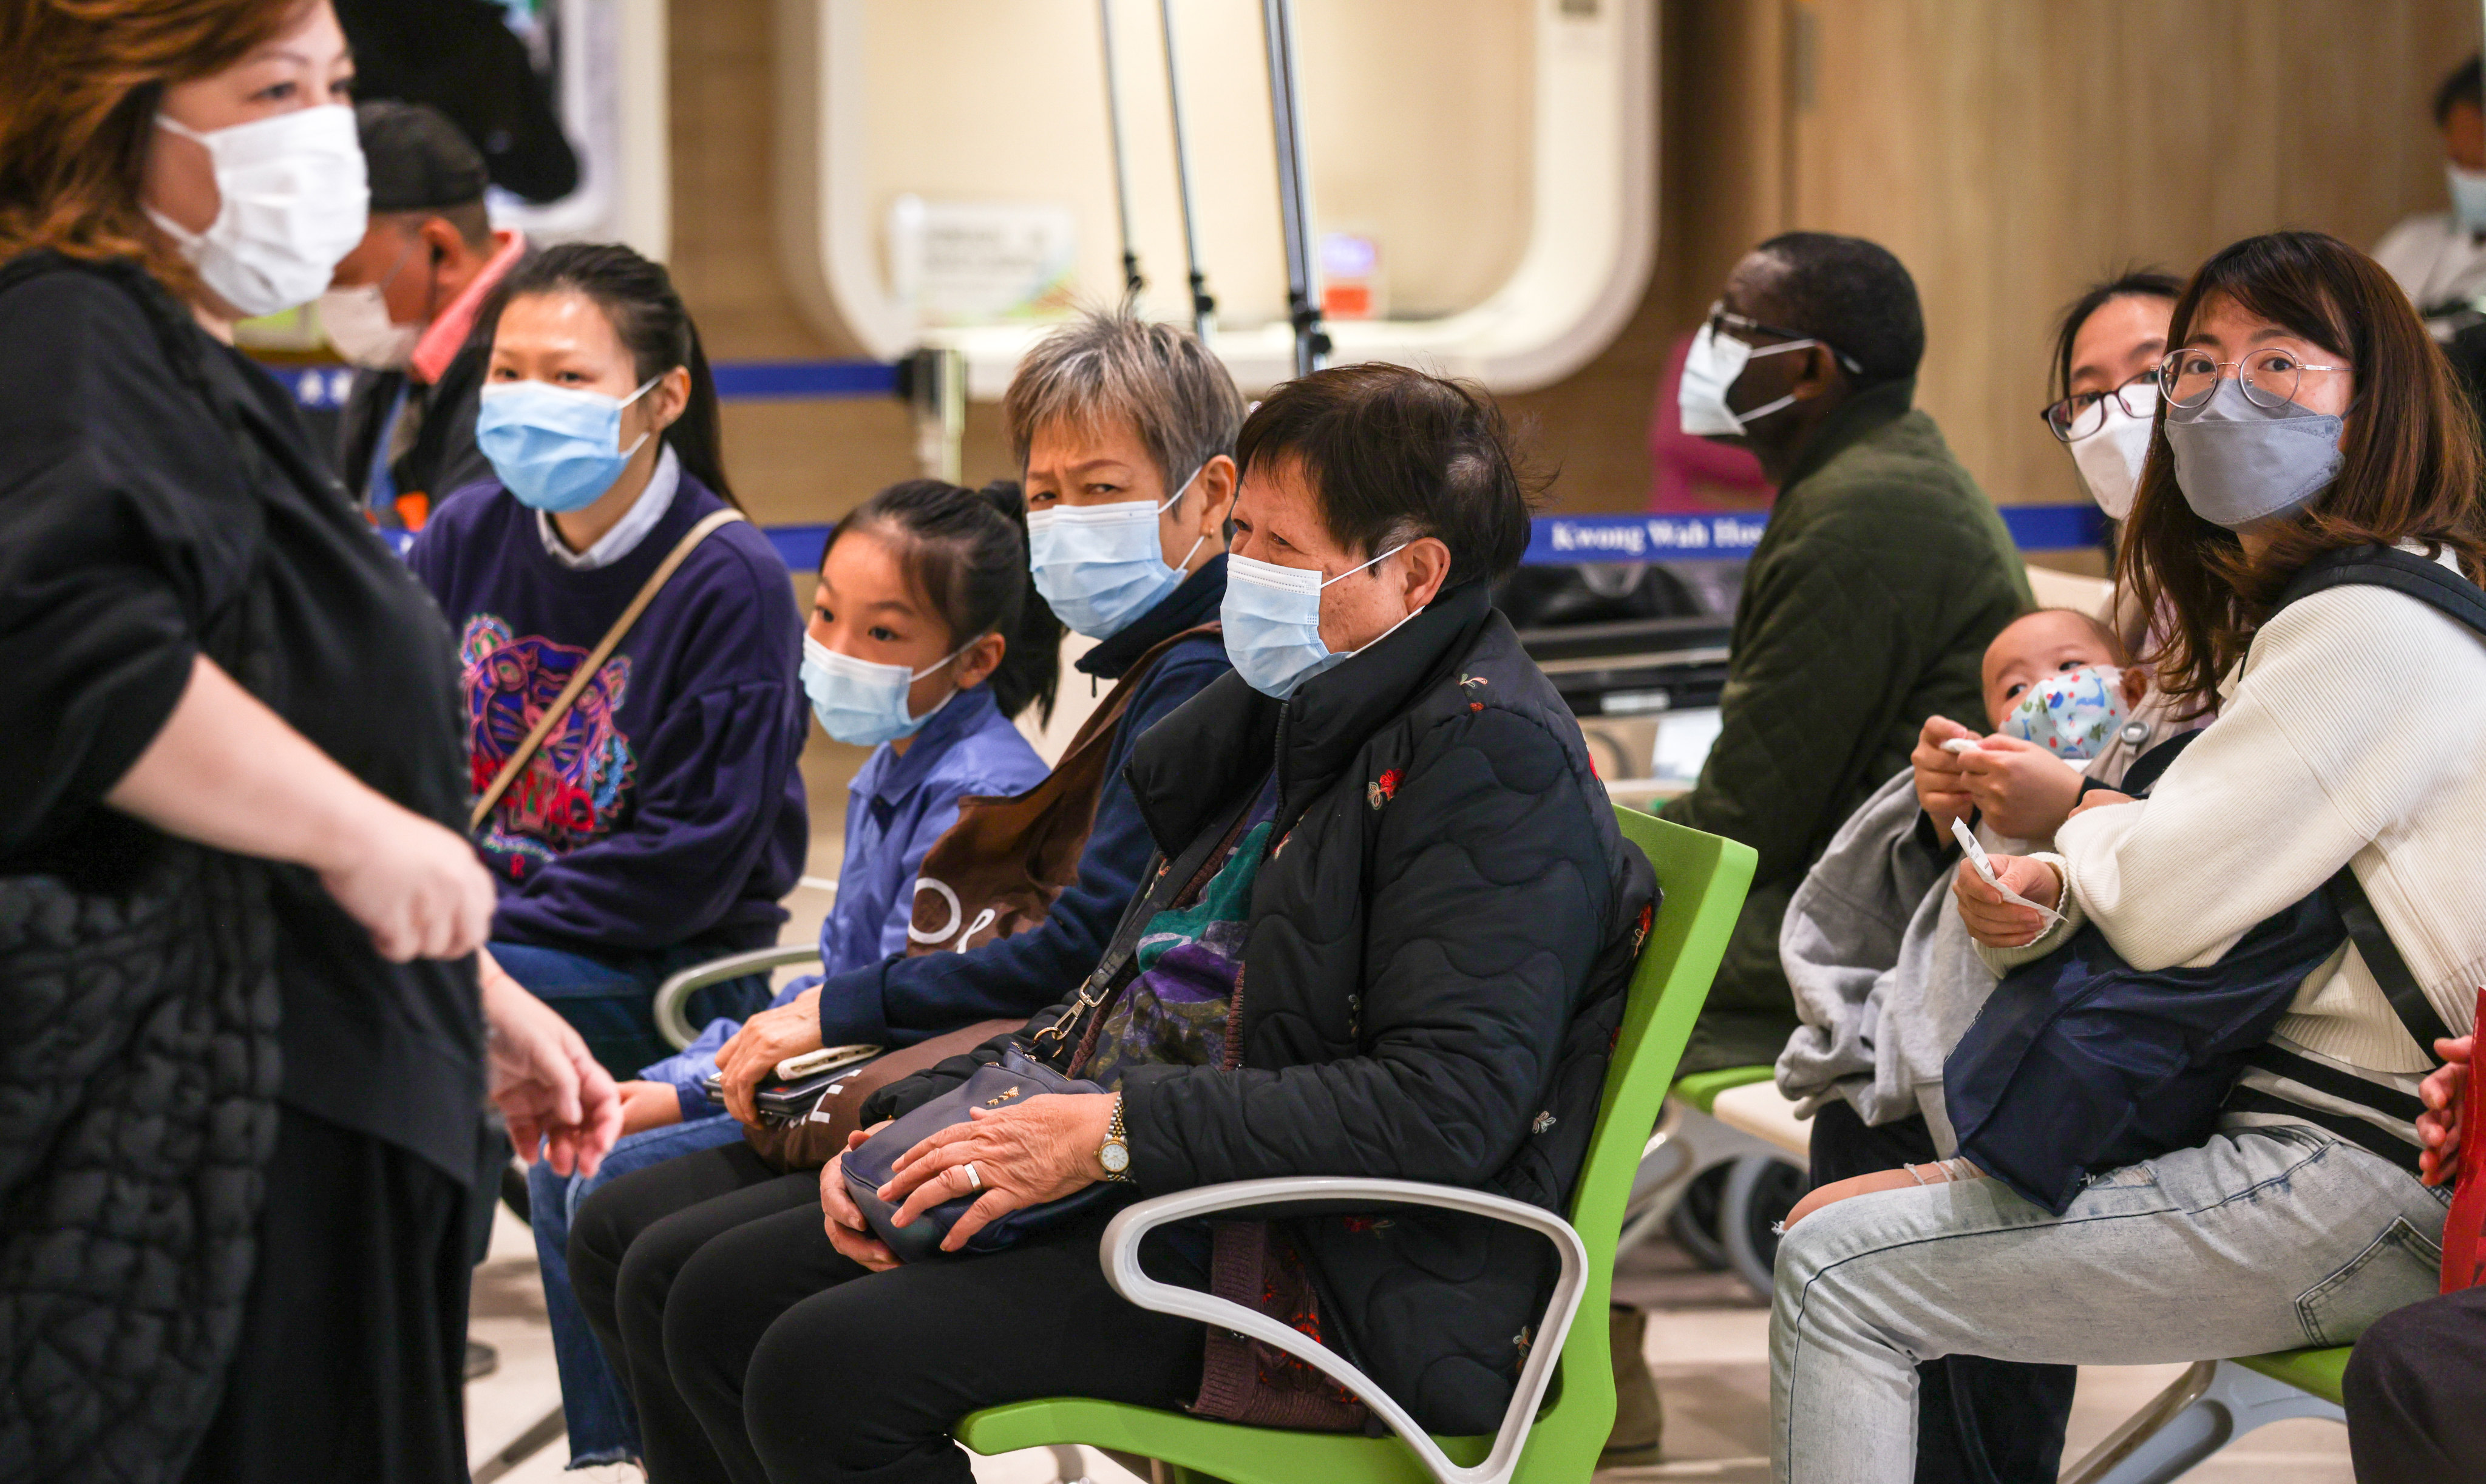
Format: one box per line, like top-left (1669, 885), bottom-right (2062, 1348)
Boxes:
top-left (1771, 231), bottom-right (2484, 1483)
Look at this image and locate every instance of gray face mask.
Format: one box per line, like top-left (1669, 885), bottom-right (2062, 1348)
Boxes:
top-left (2161, 378), bottom-right (2344, 530)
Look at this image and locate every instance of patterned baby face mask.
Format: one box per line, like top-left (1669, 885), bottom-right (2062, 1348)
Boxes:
top-left (2002, 664), bottom-right (2129, 761)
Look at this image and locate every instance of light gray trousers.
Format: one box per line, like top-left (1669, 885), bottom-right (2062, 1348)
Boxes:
top-left (1770, 1125), bottom-right (2451, 1483)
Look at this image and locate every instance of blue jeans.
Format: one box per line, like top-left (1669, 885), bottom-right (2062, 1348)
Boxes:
top-left (529, 1114), bottom-right (753, 1468)
top-left (488, 940), bottom-right (772, 1082)
top-left (1772, 1125), bottom-right (2452, 1483)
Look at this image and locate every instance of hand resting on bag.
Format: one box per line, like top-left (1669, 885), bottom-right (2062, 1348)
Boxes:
top-left (715, 986), bottom-right (826, 1125)
top-left (874, 1093), bottom-right (1118, 1253)
top-left (823, 1122), bottom-right (900, 1271)
top-left (2420, 1030), bottom-right (2473, 1186)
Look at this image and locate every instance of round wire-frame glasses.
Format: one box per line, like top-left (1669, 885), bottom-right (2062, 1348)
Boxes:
top-left (2156, 345), bottom-right (2347, 413)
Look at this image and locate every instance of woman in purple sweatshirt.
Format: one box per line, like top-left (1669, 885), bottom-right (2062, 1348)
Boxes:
top-left (408, 243), bottom-right (810, 1079)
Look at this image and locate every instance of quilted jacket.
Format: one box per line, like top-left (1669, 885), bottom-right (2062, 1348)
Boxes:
top-left (874, 579), bottom-right (1656, 1435)
top-left (1660, 379), bottom-right (2029, 1074)
top-left (0, 839), bottom-right (279, 1483)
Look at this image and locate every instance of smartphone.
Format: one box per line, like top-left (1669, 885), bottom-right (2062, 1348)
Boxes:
top-left (776, 1043), bottom-right (879, 1082)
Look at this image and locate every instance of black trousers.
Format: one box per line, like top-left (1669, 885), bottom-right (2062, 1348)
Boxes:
top-left (1807, 1100), bottom-right (2077, 1484)
top-left (569, 1142), bottom-right (1207, 1484)
top-left (2343, 1284), bottom-right (2486, 1483)
top-left (184, 1105), bottom-right (476, 1484)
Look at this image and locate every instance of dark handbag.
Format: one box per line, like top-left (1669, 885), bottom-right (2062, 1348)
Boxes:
top-left (1946, 545), bottom-right (2479, 1213)
top-left (841, 1048), bottom-right (1118, 1262)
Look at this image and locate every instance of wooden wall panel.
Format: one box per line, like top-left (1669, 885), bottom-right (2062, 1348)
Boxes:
top-left (1781, 0), bottom-right (2476, 512)
top-left (666, 0), bottom-right (2484, 529)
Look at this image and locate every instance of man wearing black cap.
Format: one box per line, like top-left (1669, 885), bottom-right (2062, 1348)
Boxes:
top-left (321, 99), bottom-right (528, 535)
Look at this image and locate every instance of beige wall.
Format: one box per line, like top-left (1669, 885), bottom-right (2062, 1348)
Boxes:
top-left (671, 0), bottom-right (2482, 532)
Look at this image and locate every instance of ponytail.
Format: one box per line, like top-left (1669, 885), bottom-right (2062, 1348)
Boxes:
top-left (477, 240), bottom-right (740, 508)
top-left (823, 478), bottom-right (1063, 724)
top-left (973, 481), bottom-right (1064, 725)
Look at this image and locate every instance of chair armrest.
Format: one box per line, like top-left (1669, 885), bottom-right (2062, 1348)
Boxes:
top-left (1098, 1177), bottom-right (1586, 1484)
top-left (651, 945), bottom-right (824, 1050)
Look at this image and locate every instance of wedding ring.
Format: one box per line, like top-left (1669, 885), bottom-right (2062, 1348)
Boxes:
top-left (960, 1161), bottom-right (982, 1193)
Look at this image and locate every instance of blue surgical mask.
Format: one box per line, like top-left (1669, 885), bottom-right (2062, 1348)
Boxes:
top-left (1025, 466), bottom-right (1207, 639)
top-left (799, 633), bottom-right (964, 747)
top-left (478, 376), bottom-right (662, 513)
top-left (1221, 545), bottom-right (1411, 700)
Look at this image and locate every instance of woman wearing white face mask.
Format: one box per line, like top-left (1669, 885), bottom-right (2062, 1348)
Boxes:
top-left (2039, 270), bottom-right (2182, 540)
top-left (0, 2), bottom-right (620, 1477)
top-left (407, 243), bottom-right (816, 1089)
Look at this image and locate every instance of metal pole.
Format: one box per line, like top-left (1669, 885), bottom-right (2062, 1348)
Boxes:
top-left (1098, 0), bottom-right (1145, 298)
top-left (1158, 0), bottom-right (1215, 342)
top-left (1260, 0), bottom-right (1327, 376)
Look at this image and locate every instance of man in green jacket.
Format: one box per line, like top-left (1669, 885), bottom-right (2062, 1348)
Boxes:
top-left (1660, 232), bottom-right (2031, 1076)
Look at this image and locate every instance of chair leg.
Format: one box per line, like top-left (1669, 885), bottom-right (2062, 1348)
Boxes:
top-left (2061, 1359), bottom-right (2346, 1484)
top-left (1045, 1443), bottom-right (1095, 1482)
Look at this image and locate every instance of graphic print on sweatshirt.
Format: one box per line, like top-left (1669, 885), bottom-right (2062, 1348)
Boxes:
top-left (460, 614), bottom-right (637, 873)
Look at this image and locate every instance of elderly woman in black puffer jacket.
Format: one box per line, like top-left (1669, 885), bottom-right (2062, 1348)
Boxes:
top-left (599, 364), bottom-right (1657, 1484)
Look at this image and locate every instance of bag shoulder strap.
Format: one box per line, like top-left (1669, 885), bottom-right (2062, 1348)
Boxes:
top-left (469, 507), bottom-right (745, 829)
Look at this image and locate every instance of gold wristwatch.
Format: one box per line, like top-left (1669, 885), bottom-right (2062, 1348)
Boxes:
top-left (1099, 1094), bottom-right (1135, 1183)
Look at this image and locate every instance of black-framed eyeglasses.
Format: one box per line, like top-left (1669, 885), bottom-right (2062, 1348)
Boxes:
top-left (2039, 373), bottom-right (2159, 443)
top-left (1705, 301), bottom-right (1864, 375)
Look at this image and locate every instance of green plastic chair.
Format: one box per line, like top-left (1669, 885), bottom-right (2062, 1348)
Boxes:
top-left (2061, 1346), bottom-right (2349, 1483)
top-left (953, 807), bottom-right (1756, 1484)
top-left (1669, 1065), bottom-right (1774, 1115)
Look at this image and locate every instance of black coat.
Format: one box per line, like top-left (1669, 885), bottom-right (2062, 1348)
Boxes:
top-left (874, 580), bottom-right (1656, 1434)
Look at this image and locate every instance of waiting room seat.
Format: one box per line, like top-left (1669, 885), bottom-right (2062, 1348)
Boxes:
top-left (951, 808), bottom-right (1756, 1484)
top-left (2062, 1348), bottom-right (2349, 1484)
top-left (650, 944), bottom-right (825, 1050)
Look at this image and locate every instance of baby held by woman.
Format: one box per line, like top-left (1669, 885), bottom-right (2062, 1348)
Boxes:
top-left (1916, 606), bottom-right (2155, 844)
top-left (1780, 606), bottom-right (2167, 1227)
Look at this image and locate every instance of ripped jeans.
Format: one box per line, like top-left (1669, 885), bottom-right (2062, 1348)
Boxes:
top-left (1771, 1125), bottom-right (2451, 1483)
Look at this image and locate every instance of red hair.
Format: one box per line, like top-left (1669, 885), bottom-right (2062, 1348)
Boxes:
top-left (0, 0), bottom-right (314, 297)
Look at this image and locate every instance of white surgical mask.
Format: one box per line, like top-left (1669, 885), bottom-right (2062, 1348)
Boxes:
top-left (2067, 387), bottom-right (2158, 522)
top-left (1025, 466), bottom-right (1207, 639)
top-left (2450, 162), bottom-right (2486, 234)
top-left (318, 282), bottom-right (420, 370)
top-left (1677, 322), bottom-right (1818, 437)
top-left (1220, 545), bottom-right (1412, 700)
top-left (149, 106), bottom-right (369, 319)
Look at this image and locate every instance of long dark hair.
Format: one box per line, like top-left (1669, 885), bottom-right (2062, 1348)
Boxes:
top-left (2050, 267), bottom-right (2182, 402)
top-left (477, 242), bottom-right (737, 507)
top-left (2121, 231), bottom-right (2486, 709)
top-left (824, 479), bottom-right (1062, 724)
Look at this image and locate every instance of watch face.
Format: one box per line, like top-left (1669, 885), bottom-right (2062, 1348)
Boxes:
top-left (1101, 1142), bottom-right (1130, 1173)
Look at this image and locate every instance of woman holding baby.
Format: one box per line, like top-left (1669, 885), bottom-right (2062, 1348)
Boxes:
top-left (1772, 231), bottom-right (2486, 1483)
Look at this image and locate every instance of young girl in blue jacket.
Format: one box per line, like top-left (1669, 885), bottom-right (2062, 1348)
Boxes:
top-left (526, 476), bottom-right (1058, 1470)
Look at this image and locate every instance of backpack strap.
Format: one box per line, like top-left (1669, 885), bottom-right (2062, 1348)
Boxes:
top-left (2328, 866), bottom-right (2456, 1052)
top-left (2277, 544), bottom-right (2486, 638)
top-left (2279, 545), bottom-right (2478, 1055)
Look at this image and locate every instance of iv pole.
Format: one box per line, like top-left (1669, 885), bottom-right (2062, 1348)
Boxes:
top-left (1158, 0), bottom-right (1216, 342)
top-left (1260, 0), bottom-right (1328, 376)
top-left (1098, 0), bottom-right (1146, 298)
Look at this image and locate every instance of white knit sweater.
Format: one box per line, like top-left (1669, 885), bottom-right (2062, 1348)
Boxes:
top-left (1983, 566), bottom-right (2485, 1075)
